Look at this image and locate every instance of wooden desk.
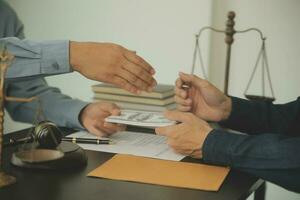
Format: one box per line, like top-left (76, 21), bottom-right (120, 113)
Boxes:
top-left (0, 128), bottom-right (265, 200)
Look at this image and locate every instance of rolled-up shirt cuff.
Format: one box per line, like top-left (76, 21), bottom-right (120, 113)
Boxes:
top-left (40, 40), bottom-right (71, 75)
top-left (63, 99), bottom-right (89, 130)
top-left (4, 37), bottom-right (72, 79)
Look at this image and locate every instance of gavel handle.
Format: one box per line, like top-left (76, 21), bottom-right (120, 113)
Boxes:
top-left (3, 136), bottom-right (33, 147)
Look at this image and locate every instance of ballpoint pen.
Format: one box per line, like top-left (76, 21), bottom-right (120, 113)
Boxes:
top-left (62, 137), bottom-right (114, 145)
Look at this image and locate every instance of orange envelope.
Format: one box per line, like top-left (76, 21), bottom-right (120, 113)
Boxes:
top-left (88, 154), bottom-right (230, 191)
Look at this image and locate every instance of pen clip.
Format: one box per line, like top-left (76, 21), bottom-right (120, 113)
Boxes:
top-left (181, 83), bottom-right (190, 90)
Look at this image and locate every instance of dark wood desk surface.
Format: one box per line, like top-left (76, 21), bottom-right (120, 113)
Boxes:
top-left (0, 128), bottom-right (264, 200)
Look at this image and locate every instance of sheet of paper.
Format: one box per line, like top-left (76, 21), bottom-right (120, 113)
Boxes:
top-left (88, 154), bottom-right (230, 191)
top-left (67, 131), bottom-right (185, 161)
top-left (105, 109), bottom-right (176, 128)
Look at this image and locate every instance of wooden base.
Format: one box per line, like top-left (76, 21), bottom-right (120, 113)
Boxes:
top-left (245, 95), bottom-right (275, 102)
top-left (0, 171), bottom-right (16, 188)
top-left (11, 141), bottom-right (87, 170)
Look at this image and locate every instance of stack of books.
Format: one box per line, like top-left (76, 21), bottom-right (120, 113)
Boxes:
top-left (92, 83), bottom-right (176, 112)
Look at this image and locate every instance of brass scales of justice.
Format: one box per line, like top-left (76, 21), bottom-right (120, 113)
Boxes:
top-left (191, 11), bottom-right (275, 101)
top-left (0, 44), bottom-right (87, 188)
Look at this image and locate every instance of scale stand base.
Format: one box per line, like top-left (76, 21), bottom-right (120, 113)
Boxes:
top-left (0, 171), bottom-right (16, 188)
top-left (245, 94), bottom-right (275, 102)
top-left (11, 141), bottom-right (87, 170)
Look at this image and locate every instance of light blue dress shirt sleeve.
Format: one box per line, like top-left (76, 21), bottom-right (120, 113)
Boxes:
top-left (2, 37), bottom-right (72, 79)
top-left (1, 1), bottom-right (89, 130)
top-left (5, 78), bottom-right (89, 129)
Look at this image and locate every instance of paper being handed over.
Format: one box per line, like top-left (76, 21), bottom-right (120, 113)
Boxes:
top-left (105, 109), bottom-right (176, 128)
top-left (67, 131), bottom-right (185, 161)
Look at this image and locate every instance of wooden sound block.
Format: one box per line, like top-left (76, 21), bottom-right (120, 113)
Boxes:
top-left (11, 141), bottom-right (87, 170)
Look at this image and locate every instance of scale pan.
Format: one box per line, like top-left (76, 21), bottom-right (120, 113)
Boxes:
top-left (13, 149), bottom-right (64, 163)
top-left (245, 94), bottom-right (275, 102)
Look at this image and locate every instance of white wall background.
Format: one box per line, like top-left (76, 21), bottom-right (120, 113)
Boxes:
top-left (4, 0), bottom-right (300, 199)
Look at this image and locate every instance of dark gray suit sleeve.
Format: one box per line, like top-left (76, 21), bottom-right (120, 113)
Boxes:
top-left (203, 97), bottom-right (300, 192)
top-left (220, 97), bottom-right (300, 135)
top-left (202, 129), bottom-right (300, 193)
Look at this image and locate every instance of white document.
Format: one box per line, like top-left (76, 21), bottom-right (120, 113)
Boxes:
top-left (67, 131), bottom-right (185, 161)
top-left (105, 109), bottom-right (176, 128)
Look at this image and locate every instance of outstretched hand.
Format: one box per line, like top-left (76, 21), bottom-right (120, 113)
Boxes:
top-left (175, 72), bottom-right (232, 122)
top-left (155, 110), bottom-right (212, 159)
top-left (79, 102), bottom-right (126, 137)
top-left (70, 42), bottom-right (157, 94)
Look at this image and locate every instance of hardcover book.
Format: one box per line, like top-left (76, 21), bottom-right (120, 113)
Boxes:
top-left (94, 93), bottom-right (174, 106)
top-left (92, 83), bottom-right (174, 99)
top-left (94, 99), bottom-right (176, 112)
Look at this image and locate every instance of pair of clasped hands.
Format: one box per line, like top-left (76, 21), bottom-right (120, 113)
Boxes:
top-left (74, 42), bottom-right (232, 159)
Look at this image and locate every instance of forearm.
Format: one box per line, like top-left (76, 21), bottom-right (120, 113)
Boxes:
top-left (219, 97), bottom-right (300, 135)
top-left (1, 37), bottom-right (71, 79)
top-left (5, 78), bottom-right (89, 129)
top-left (202, 129), bottom-right (300, 192)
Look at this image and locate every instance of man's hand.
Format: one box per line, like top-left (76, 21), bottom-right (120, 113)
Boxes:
top-left (79, 102), bottom-right (126, 137)
top-left (155, 110), bottom-right (212, 159)
top-left (175, 72), bottom-right (232, 122)
top-left (70, 42), bottom-right (157, 94)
